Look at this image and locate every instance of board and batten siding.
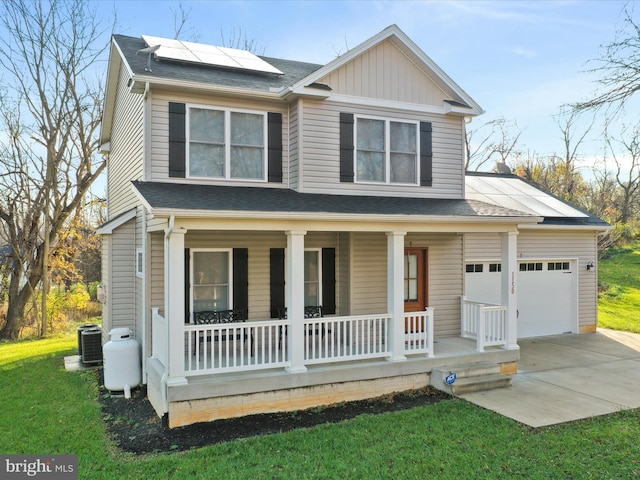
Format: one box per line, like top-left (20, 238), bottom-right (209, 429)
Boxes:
top-left (464, 230), bottom-right (599, 332)
top-left (107, 63), bottom-right (144, 218)
top-left (350, 232), bottom-right (463, 337)
top-left (318, 39), bottom-right (449, 106)
top-left (148, 91), bottom-right (289, 187)
top-left (299, 98), bottom-right (465, 198)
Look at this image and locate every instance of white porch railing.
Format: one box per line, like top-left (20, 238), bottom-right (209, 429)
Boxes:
top-left (403, 307), bottom-right (434, 357)
top-left (184, 320), bottom-right (289, 374)
top-left (178, 310), bottom-right (435, 376)
top-left (151, 308), bottom-right (168, 367)
top-left (461, 296), bottom-right (507, 351)
top-left (303, 314), bottom-right (391, 365)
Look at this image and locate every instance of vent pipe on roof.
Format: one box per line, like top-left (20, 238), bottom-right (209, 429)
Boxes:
top-left (137, 44), bottom-right (160, 72)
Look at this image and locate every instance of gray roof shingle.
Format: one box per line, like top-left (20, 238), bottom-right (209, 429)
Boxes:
top-left (113, 34), bottom-right (322, 92)
top-left (132, 181), bottom-right (536, 219)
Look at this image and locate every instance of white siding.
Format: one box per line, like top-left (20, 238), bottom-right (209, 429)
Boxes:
top-left (148, 91), bottom-right (290, 188)
top-left (337, 232), bottom-right (351, 316)
top-left (464, 233), bottom-right (502, 261)
top-left (134, 210), bottom-right (144, 343)
top-left (289, 100), bottom-right (300, 190)
top-left (299, 99), bottom-right (465, 198)
top-left (519, 230), bottom-right (598, 333)
top-left (464, 230), bottom-right (599, 332)
top-left (109, 219), bottom-right (136, 333)
top-left (101, 236), bottom-right (110, 344)
top-left (149, 232), bottom-right (165, 315)
top-left (149, 230), bottom-right (353, 323)
top-left (350, 232), bottom-right (463, 337)
top-left (107, 64), bottom-right (144, 217)
top-left (180, 231), bottom-right (338, 321)
top-left (350, 233), bottom-right (388, 315)
top-left (407, 233), bottom-right (463, 337)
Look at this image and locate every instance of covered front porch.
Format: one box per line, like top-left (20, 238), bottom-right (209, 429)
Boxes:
top-left (146, 316), bottom-right (519, 427)
top-left (146, 297), bottom-right (519, 428)
top-left (136, 186), bottom-right (535, 426)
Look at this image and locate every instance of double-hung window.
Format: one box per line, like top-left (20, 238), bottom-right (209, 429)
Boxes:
top-left (188, 106), bottom-right (266, 180)
top-left (304, 250), bottom-right (322, 307)
top-left (355, 117), bottom-right (418, 184)
top-left (191, 250), bottom-right (232, 313)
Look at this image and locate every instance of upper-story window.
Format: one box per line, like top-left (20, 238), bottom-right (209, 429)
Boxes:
top-left (188, 106), bottom-right (267, 180)
top-left (355, 117), bottom-right (418, 184)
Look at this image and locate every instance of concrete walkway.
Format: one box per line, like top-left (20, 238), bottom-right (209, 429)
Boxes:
top-left (459, 328), bottom-right (640, 427)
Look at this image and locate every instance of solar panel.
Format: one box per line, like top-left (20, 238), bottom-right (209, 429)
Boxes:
top-left (141, 35), bottom-right (283, 75)
top-left (465, 175), bottom-right (588, 218)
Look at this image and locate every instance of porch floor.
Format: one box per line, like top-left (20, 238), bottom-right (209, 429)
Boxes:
top-left (169, 335), bottom-right (519, 403)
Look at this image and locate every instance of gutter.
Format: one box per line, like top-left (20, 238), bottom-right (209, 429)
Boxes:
top-left (128, 74), bottom-right (284, 100)
top-left (148, 208), bottom-right (542, 225)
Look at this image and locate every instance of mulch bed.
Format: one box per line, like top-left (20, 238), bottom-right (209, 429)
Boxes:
top-left (97, 370), bottom-right (450, 455)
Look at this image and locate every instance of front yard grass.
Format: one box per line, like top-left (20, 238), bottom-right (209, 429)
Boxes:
top-left (598, 241), bottom-right (640, 333)
top-left (1, 332), bottom-right (640, 479)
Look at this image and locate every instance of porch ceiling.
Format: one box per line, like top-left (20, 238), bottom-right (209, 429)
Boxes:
top-left (133, 181), bottom-right (539, 228)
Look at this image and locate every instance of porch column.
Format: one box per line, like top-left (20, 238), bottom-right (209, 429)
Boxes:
top-left (501, 231), bottom-right (519, 350)
top-left (286, 230), bottom-right (307, 373)
top-left (387, 231), bottom-right (407, 362)
top-left (165, 225), bottom-right (188, 386)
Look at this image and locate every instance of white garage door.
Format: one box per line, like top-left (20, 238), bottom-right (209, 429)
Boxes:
top-left (517, 261), bottom-right (575, 338)
top-left (465, 260), bottom-right (576, 338)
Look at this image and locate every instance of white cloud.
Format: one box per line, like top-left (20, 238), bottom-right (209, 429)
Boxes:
top-left (509, 47), bottom-right (537, 59)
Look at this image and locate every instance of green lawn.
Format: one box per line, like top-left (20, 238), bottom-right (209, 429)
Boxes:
top-left (1, 331), bottom-right (640, 479)
top-left (598, 241), bottom-right (640, 333)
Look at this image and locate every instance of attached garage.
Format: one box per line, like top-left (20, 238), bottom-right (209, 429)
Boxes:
top-left (465, 259), bottom-right (577, 338)
top-left (464, 171), bottom-right (610, 338)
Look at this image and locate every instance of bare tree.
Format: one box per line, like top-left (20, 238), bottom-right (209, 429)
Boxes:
top-left (572, 6), bottom-right (640, 114)
top-left (0, 0), bottom-right (107, 339)
top-left (510, 110), bottom-right (593, 208)
top-left (604, 122), bottom-right (640, 225)
top-left (171, 2), bottom-right (200, 42)
top-left (219, 26), bottom-right (265, 55)
top-left (464, 117), bottom-right (522, 172)
top-left (550, 109), bottom-right (595, 201)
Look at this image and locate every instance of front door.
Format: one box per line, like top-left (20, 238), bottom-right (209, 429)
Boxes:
top-left (404, 248), bottom-right (428, 332)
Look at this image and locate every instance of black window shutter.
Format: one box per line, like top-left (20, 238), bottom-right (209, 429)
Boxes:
top-left (233, 248), bottom-right (249, 319)
top-left (322, 248), bottom-right (336, 315)
top-left (420, 121), bottom-right (433, 187)
top-left (268, 112), bottom-right (283, 183)
top-left (340, 113), bottom-right (354, 182)
top-left (184, 248), bottom-right (190, 323)
top-left (270, 248), bottom-right (285, 318)
top-left (169, 102), bottom-right (186, 178)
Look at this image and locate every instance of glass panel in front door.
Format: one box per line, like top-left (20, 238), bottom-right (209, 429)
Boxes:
top-left (404, 254), bottom-right (419, 302)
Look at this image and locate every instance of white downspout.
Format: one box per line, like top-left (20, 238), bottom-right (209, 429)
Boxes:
top-left (160, 215), bottom-right (176, 414)
top-left (140, 82), bottom-right (151, 386)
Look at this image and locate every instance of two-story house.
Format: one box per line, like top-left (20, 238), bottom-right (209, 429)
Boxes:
top-left (98, 25), bottom-right (608, 428)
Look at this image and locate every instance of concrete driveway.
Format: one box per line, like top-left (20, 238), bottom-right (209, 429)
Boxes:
top-left (459, 328), bottom-right (640, 427)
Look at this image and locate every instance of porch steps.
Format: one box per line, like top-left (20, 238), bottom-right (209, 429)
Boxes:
top-left (430, 362), bottom-right (512, 396)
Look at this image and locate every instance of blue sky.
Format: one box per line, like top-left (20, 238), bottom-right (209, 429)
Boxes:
top-left (97, 0), bottom-right (635, 168)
